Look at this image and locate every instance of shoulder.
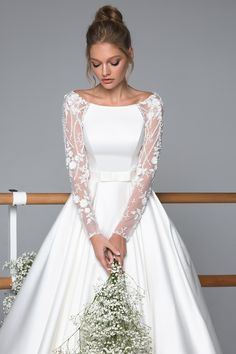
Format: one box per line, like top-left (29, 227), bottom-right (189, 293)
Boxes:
top-left (73, 88), bottom-right (94, 100)
top-left (73, 89), bottom-right (104, 104)
top-left (130, 89), bottom-right (164, 109)
top-left (135, 89), bottom-right (164, 112)
top-left (136, 90), bottom-right (154, 100)
top-left (62, 88), bottom-right (87, 108)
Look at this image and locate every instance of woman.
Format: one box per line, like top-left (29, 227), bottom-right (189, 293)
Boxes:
top-left (0, 5), bottom-right (222, 354)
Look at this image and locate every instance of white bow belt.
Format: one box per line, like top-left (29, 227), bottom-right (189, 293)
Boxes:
top-left (90, 169), bottom-right (136, 182)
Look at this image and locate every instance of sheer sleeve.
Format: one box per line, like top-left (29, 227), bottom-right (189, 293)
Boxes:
top-left (62, 92), bottom-right (101, 239)
top-left (112, 93), bottom-right (164, 241)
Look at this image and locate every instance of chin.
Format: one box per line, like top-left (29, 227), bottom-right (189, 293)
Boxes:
top-left (101, 82), bottom-right (116, 89)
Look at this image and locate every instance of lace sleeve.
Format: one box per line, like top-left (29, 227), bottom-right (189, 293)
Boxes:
top-left (62, 92), bottom-right (101, 239)
top-left (112, 93), bottom-right (164, 241)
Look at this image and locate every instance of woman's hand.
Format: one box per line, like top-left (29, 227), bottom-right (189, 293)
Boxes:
top-left (106, 233), bottom-right (127, 268)
top-left (90, 233), bottom-right (121, 273)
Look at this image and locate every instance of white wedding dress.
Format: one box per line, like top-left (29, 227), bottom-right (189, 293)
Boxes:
top-left (0, 90), bottom-right (222, 353)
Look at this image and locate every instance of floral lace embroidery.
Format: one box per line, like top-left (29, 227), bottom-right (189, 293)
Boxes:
top-left (62, 92), bottom-right (100, 239)
top-left (112, 94), bottom-right (164, 241)
top-left (62, 91), bottom-right (164, 241)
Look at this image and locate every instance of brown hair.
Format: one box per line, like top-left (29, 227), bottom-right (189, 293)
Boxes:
top-left (85, 5), bottom-right (134, 85)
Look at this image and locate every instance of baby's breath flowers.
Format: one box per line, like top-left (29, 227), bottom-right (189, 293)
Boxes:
top-left (0, 251), bottom-right (37, 326)
top-left (53, 258), bottom-right (153, 354)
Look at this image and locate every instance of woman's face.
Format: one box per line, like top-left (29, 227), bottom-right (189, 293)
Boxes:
top-left (89, 42), bottom-right (133, 89)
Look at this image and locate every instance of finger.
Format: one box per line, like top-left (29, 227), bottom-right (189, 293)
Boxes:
top-left (104, 254), bottom-right (112, 269)
top-left (114, 254), bottom-right (122, 267)
top-left (100, 257), bottom-right (111, 273)
top-left (105, 249), bottom-right (114, 264)
top-left (101, 251), bottom-right (112, 270)
top-left (105, 248), bottom-right (114, 264)
top-left (106, 243), bottom-right (120, 257)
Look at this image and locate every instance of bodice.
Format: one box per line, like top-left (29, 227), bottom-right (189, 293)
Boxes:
top-left (83, 104), bottom-right (145, 172)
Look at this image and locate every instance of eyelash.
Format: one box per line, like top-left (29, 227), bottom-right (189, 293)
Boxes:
top-left (92, 61), bottom-right (120, 68)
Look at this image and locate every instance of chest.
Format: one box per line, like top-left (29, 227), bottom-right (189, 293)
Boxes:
top-left (82, 105), bottom-right (145, 157)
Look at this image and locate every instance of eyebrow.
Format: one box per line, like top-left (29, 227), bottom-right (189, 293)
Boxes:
top-left (90, 55), bottom-right (121, 61)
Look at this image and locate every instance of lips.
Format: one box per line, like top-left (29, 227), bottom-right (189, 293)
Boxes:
top-left (102, 79), bottom-right (114, 83)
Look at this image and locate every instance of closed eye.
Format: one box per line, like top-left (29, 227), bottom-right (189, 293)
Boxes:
top-left (92, 61), bottom-right (120, 68)
top-left (111, 61), bottom-right (120, 66)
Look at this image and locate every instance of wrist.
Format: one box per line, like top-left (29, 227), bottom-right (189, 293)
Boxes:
top-left (89, 233), bottom-right (99, 240)
top-left (111, 233), bottom-right (127, 241)
top-left (89, 233), bottom-right (103, 243)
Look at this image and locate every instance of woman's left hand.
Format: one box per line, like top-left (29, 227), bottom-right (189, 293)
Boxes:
top-left (105, 233), bottom-right (127, 268)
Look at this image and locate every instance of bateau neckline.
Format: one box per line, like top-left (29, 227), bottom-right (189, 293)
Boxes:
top-left (71, 90), bottom-right (157, 107)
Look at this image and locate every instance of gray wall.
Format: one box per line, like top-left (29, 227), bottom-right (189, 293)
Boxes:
top-left (0, 0), bottom-right (235, 352)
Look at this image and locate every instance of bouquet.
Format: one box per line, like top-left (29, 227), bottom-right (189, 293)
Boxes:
top-left (1, 251), bottom-right (37, 327)
top-left (53, 258), bottom-right (153, 354)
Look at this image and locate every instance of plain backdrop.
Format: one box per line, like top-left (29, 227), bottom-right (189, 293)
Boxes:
top-left (0, 0), bottom-right (235, 352)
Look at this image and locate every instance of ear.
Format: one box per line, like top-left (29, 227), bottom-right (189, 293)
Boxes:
top-left (128, 47), bottom-right (134, 61)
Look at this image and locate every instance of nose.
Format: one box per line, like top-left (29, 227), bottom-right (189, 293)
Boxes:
top-left (102, 64), bottom-right (111, 77)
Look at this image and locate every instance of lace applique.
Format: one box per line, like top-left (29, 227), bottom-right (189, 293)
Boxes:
top-left (62, 92), bottom-right (100, 239)
top-left (112, 93), bottom-right (164, 241)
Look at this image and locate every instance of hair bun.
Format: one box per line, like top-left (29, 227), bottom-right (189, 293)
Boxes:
top-left (94, 5), bottom-right (124, 25)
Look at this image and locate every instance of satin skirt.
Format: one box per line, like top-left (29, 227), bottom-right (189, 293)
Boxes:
top-left (0, 174), bottom-right (222, 353)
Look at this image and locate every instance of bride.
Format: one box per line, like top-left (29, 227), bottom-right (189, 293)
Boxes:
top-left (0, 4), bottom-right (222, 354)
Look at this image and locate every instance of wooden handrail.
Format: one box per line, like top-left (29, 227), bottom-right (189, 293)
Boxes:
top-left (1, 275), bottom-right (236, 289)
top-left (1, 192), bottom-right (236, 205)
top-left (0, 278), bottom-right (12, 290)
top-left (0, 192), bottom-right (235, 289)
top-left (198, 275), bottom-right (236, 287)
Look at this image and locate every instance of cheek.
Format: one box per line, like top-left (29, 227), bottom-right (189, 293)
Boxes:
top-left (115, 63), bottom-right (128, 76)
top-left (91, 66), bottom-right (99, 76)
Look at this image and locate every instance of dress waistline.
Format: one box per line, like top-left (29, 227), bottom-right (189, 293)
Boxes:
top-left (90, 169), bottom-right (136, 182)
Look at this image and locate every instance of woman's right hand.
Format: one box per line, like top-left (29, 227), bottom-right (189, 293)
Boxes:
top-left (90, 234), bottom-right (121, 273)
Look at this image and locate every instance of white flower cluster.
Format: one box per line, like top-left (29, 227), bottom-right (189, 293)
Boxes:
top-left (53, 259), bottom-right (153, 354)
top-left (1, 251), bottom-right (37, 326)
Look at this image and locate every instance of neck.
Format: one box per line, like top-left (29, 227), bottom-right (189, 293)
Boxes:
top-left (95, 81), bottom-right (132, 102)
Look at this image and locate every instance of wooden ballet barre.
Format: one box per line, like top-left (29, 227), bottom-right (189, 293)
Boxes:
top-left (157, 192), bottom-right (236, 203)
top-left (0, 278), bottom-right (12, 290)
top-left (1, 192), bottom-right (236, 205)
top-left (0, 192), bottom-right (236, 289)
top-left (1, 275), bottom-right (236, 289)
top-left (198, 274), bottom-right (236, 287)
